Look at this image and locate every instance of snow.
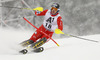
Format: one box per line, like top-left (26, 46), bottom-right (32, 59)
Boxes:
top-left (0, 28), bottom-right (100, 60)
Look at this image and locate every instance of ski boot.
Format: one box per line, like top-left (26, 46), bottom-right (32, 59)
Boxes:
top-left (20, 40), bottom-right (34, 47)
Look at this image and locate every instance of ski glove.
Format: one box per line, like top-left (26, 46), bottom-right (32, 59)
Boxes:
top-left (55, 29), bottom-right (64, 34)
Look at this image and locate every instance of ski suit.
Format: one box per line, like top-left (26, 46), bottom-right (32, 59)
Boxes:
top-left (30, 9), bottom-right (63, 42)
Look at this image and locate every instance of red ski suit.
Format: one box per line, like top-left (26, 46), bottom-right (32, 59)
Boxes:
top-left (30, 9), bottom-right (63, 42)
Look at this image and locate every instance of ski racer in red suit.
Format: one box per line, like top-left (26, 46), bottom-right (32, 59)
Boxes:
top-left (20, 3), bottom-right (63, 52)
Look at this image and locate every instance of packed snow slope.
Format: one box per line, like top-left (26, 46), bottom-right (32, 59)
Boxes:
top-left (0, 28), bottom-right (100, 60)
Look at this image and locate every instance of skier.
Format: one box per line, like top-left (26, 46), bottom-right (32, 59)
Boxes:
top-left (20, 3), bottom-right (63, 53)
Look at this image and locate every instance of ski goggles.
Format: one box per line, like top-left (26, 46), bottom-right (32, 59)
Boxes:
top-left (51, 7), bottom-right (58, 11)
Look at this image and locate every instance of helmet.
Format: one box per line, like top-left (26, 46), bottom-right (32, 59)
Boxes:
top-left (51, 3), bottom-right (60, 9)
top-left (51, 3), bottom-right (60, 15)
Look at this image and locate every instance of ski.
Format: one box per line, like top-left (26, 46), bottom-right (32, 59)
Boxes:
top-left (19, 37), bottom-right (47, 54)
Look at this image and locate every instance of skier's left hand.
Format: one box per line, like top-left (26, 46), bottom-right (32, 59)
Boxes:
top-left (55, 29), bottom-right (64, 34)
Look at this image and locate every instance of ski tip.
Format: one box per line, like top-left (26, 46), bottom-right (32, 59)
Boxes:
top-left (19, 49), bottom-right (28, 54)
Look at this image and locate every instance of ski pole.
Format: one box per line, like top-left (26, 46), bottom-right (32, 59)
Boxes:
top-left (0, 6), bottom-right (43, 11)
top-left (23, 17), bottom-right (59, 47)
top-left (64, 34), bottom-right (99, 43)
top-left (0, 6), bottom-right (22, 9)
top-left (55, 29), bottom-right (99, 43)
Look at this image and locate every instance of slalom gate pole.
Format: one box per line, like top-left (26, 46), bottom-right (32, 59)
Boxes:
top-left (23, 17), bottom-right (59, 46)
